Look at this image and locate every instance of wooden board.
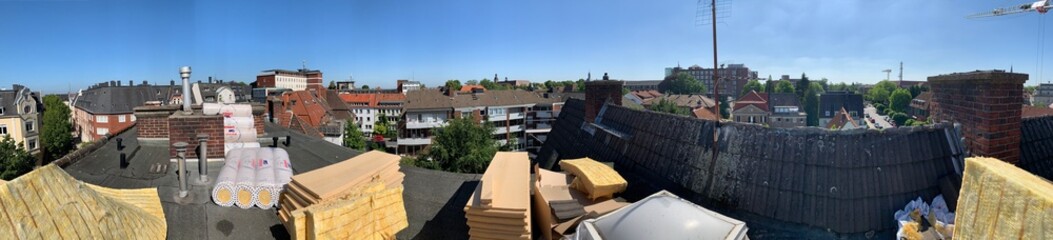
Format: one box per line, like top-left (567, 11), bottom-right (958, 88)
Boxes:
top-left (290, 150), bottom-right (400, 200)
top-left (465, 152), bottom-right (530, 212)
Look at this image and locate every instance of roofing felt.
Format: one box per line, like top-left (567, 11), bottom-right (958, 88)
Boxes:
top-left (1019, 115), bottom-right (1053, 180)
top-left (537, 99), bottom-right (965, 236)
top-left (61, 122), bottom-right (482, 239)
top-left (75, 85), bottom-right (179, 114)
top-left (766, 93), bottom-right (800, 108)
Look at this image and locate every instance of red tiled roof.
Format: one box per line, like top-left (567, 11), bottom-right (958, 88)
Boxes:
top-left (338, 92), bottom-right (405, 108)
top-left (692, 107), bottom-right (717, 121)
top-left (631, 90), bottom-right (662, 100)
top-left (460, 85), bottom-right (487, 93)
top-left (281, 90), bottom-right (330, 128)
top-left (825, 107), bottom-right (859, 129)
top-left (1022, 106), bottom-right (1053, 119)
top-left (733, 90), bottom-right (769, 111)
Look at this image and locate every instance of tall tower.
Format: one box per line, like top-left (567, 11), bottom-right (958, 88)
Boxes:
top-left (899, 62), bottom-right (903, 82)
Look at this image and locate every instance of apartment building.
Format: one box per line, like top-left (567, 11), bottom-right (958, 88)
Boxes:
top-left (0, 85), bottom-right (42, 153)
top-left (337, 91), bottom-right (405, 137)
top-left (73, 81), bottom-right (179, 142)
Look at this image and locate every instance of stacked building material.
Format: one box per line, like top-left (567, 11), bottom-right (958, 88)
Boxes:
top-left (463, 152), bottom-right (532, 240)
top-left (201, 103), bottom-right (260, 153)
top-left (558, 157), bottom-right (627, 201)
top-left (0, 165), bottom-right (167, 239)
top-left (532, 164), bottom-right (629, 239)
top-left (211, 147), bottom-right (293, 209)
top-left (277, 150), bottom-right (407, 240)
top-left (954, 157), bottom-right (1053, 239)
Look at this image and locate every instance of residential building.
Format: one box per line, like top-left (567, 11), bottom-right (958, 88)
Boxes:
top-left (909, 91), bottom-right (933, 121)
top-left (337, 91), bottom-right (405, 138)
top-left (623, 80), bottom-right (662, 91)
top-left (397, 80), bottom-right (422, 94)
top-left (625, 90), bottom-right (662, 105)
top-left (335, 81), bottom-right (355, 90)
top-left (1034, 83), bottom-right (1053, 105)
top-left (192, 78), bottom-right (252, 103)
top-left (255, 68), bottom-right (325, 92)
top-left (0, 85), bottom-right (41, 153)
top-left (497, 79), bottom-right (531, 88)
top-left (398, 89), bottom-right (574, 155)
top-left (768, 93), bottom-right (807, 128)
top-left (665, 64), bottom-right (758, 98)
top-left (252, 87), bottom-right (292, 103)
top-left (731, 91), bottom-right (769, 124)
top-left (273, 90), bottom-right (346, 138)
top-left (826, 107), bottom-right (863, 130)
top-left (73, 81), bottom-right (179, 142)
top-left (819, 91), bottom-right (864, 127)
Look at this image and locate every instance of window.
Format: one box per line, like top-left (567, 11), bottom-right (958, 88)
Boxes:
top-left (825, 111), bottom-right (830, 117)
top-left (0, 107), bottom-right (4, 114)
top-left (462, 112), bottom-right (471, 118)
top-left (23, 105), bottom-right (31, 113)
top-left (97, 128), bottom-right (109, 135)
top-left (25, 121), bottom-right (33, 132)
top-left (96, 115), bottom-right (108, 123)
top-left (118, 115), bottom-right (127, 123)
top-left (0, 124), bottom-right (6, 135)
top-left (26, 139), bottom-right (35, 150)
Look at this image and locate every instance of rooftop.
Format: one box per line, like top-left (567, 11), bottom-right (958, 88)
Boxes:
top-left (75, 85), bottom-right (179, 115)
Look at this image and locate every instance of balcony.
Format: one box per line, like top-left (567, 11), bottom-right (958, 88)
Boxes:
top-left (488, 112), bottom-right (525, 121)
top-left (535, 111), bottom-right (553, 119)
top-left (406, 120), bottom-right (446, 129)
top-left (493, 124), bottom-right (524, 135)
top-left (396, 137), bottom-right (432, 145)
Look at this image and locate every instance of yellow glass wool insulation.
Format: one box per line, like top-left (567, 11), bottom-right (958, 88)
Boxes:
top-left (954, 157), bottom-right (1053, 240)
top-left (559, 157), bottom-right (627, 200)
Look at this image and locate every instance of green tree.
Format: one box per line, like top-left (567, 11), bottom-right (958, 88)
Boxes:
top-left (42, 95), bottom-right (73, 163)
top-left (795, 73), bottom-right (811, 102)
top-left (718, 97), bottom-right (730, 119)
top-left (891, 112), bottom-right (910, 126)
top-left (342, 121), bottom-right (366, 150)
top-left (444, 80), bottom-right (462, 92)
top-left (374, 113), bottom-right (391, 139)
top-left (764, 80), bottom-right (774, 93)
top-left (575, 79), bottom-right (586, 92)
top-left (0, 135), bottom-right (34, 180)
top-left (480, 79), bottom-right (502, 90)
top-left (866, 87), bottom-right (891, 105)
top-left (648, 98), bottom-right (690, 116)
top-left (466, 80), bottom-right (479, 85)
top-left (774, 80), bottom-right (795, 93)
top-left (622, 87), bottom-right (630, 95)
top-left (361, 85), bottom-right (370, 90)
top-left (427, 118), bottom-right (498, 173)
top-left (809, 82), bottom-right (825, 95)
top-left (328, 81), bottom-right (337, 89)
top-left (804, 86), bottom-right (820, 126)
top-left (829, 82), bottom-right (848, 92)
top-left (662, 72), bottom-right (706, 94)
top-left (741, 80), bottom-right (763, 97)
top-left (889, 88), bottom-right (912, 113)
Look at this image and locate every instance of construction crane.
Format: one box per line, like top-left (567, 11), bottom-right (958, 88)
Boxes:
top-left (967, 0), bottom-right (1049, 18)
top-left (882, 69), bottom-right (892, 81)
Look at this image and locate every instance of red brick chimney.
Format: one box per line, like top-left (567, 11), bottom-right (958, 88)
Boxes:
top-left (929, 70), bottom-right (1027, 164)
top-left (584, 77), bottom-right (624, 123)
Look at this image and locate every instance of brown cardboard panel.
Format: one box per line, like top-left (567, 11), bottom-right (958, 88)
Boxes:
top-left (465, 152), bottom-right (531, 212)
top-left (468, 227), bottom-right (531, 239)
top-left (467, 220), bottom-right (529, 232)
top-left (290, 150), bottom-right (399, 200)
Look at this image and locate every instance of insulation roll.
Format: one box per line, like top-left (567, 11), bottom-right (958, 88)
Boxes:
top-left (203, 103), bottom-right (253, 117)
top-left (224, 126), bottom-right (258, 143)
top-left (272, 148), bottom-right (293, 208)
top-left (224, 142), bottom-right (261, 155)
top-left (234, 149), bottom-right (259, 209)
top-left (224, 117), bottom-right (256, 129)
top-left (254, 148), bottom-right (277, 209)
top-left (212, 148), bottom-right (243, 207)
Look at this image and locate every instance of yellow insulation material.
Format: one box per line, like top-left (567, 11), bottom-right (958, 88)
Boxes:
top-left (283, 180), bottom-right (407, 240)
top-left (954, 157), bottom-right (1053, 239)
top-left (0, 165), bottom-right (166, 239)
top-left (559, 157), bottom-right (627, 200)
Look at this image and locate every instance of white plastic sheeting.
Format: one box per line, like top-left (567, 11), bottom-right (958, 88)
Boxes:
top-left (574, 190), bottom-right (748, 240)
top-left (272, 148), bottom-right (293, 208)
top-left (234, 149), bottom-right (258, 209)
top-left (212, 149), bottom-right (243, 207)
top-left (203, 103), bottom-right (252, 117)
top-left (253, 148), bottom-right (277, 209)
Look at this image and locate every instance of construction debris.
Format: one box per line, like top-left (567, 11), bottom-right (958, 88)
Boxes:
top-left (574, 190), bottom-right (748, 240)
top-left (464, 152), bottom-right (532, 240)
top-left (954, 157), bottom-right (1053, 239)
top-left (277, 150), bottom-right (407, 240)
top-left (559, 157), bottom-right (627, 201)
top-left (0, 165), bottom-right (167, 239)
top-left (212, 147), bottom-right (293, 209)
top-left (532, 165), bottom-right (629, 240)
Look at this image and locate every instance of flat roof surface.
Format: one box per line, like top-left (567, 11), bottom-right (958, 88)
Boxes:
top-left (62, 122), bottom-right (481, 239)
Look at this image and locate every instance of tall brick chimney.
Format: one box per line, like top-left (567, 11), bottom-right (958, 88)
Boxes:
top-left (929, 70), bottom-right (1027, 164)
top-left (584, 79), bottom-right (623, 123)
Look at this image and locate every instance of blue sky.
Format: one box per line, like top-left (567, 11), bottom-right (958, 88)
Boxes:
top-left (1, 0), bottom-right (1051, 93)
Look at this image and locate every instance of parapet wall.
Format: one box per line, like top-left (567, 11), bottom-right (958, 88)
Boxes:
top-left (537, 99), bottom-right (965, 233)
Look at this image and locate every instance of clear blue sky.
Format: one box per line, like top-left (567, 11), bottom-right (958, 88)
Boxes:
top-left (1, 0), bottom-right (1051, 93)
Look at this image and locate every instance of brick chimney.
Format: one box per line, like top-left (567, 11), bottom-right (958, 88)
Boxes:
top-left (584, 79), bottom-right (623, 123)
top-left (929, 70), bottom-right (1027, 164)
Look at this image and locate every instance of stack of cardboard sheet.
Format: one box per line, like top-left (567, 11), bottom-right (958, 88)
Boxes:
top-left (954, 157), bottom-right (1053, 239)
top-left (277, 150), bottom-right (407, 240)
top-left (0, 165), bottom-right (167, 239)
top-left (464, 152), bottom-right (532, 240)
top-left (532, 165), bottom-right (630, 240)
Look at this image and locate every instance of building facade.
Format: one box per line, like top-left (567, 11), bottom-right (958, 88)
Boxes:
top-left (666, 64), bottom-right (758, 98)
top-left (0, 85), bottom-right (41, 154)
top-left (1034, 83), bottom-right (1053, 105)
top-left (256, 68), bottom-right (323, 92)
top-left (731, 91), bottom-right (769, 124)
top-left (338, 91), bottom-right (405, 138)
top-left (818, 91), bottom-right (864, 128)
top-left (767, 93), bottom-right (807, 128)
top-left (73, 82), bottom-right (179, 142)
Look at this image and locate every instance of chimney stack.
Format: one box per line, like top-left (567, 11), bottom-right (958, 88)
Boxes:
top-left (171, 80), bottom-right (175, 86)
top-left (117, 81), bottom-right (122, 87)
top-left (180, 66), bottom-right (192, 114)
top-left (929, 70), bottom-right (1027, 164)
top-left (129, 80), bottom-right (134, 86)
top-left (143, 80), bottom-right (148, 86)
top-left (110, 81), bottom-right (116, 87)
top-left (584, 79), bottom-right (624, 123)
top-left (208, 76), bottom-right (213, 84)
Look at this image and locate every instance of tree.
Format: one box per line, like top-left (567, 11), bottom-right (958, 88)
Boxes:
top-left (741, 80), bottom-right (763, 97)
top-left (819, 78), bottom-right (829, 91)
top-left (361, 85), bottom-right (370, 90)
top-left (328, 81), bottom-right (337, 89)
top-left (718, 97), bottom-right (730, 119)
top-left (662, 72), bottom-right (706, 94)
top-left (764, 80), bottom-right (774, 93)
top-left (866, 87), bottom-right (891, 105)
top-left (648, 98), bottom-right (690, 116)
top-left (0, 135), bottom-right (34, 180)
top-left (809, 82), bottom-right (825, 95)
top-left (342, 121), bottom-right (366, 150)
top-left (444, 80), bottom-right (462, 92)
top-left (575, 79), bottom-right (586, 92)
top-left (42, 95), bottom-right (73, 163)
top-left (891, 112), bottom-right (910, 126)
top-left (480, 79), bottom-right (502, 90)
top-left (374, 113), bottom-right (391, 139)
top-left (427, 118), bottom-right (498, 173)
top-left (795, 73), bottom-right (811, 102)
top-left (829, 82), bottom-right (848, 92)
top-left (804, 86), bottom-right (820, 126)
top-left (466, 80), bottom-right (479, 85)
top-left (889, 88), bottom-right (912, 113)
top-left (774, 80), bottom-right (795, 93)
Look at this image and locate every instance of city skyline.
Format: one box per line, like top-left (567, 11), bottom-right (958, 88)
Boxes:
top-left (1, 0), bottom-right (1051, 93)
